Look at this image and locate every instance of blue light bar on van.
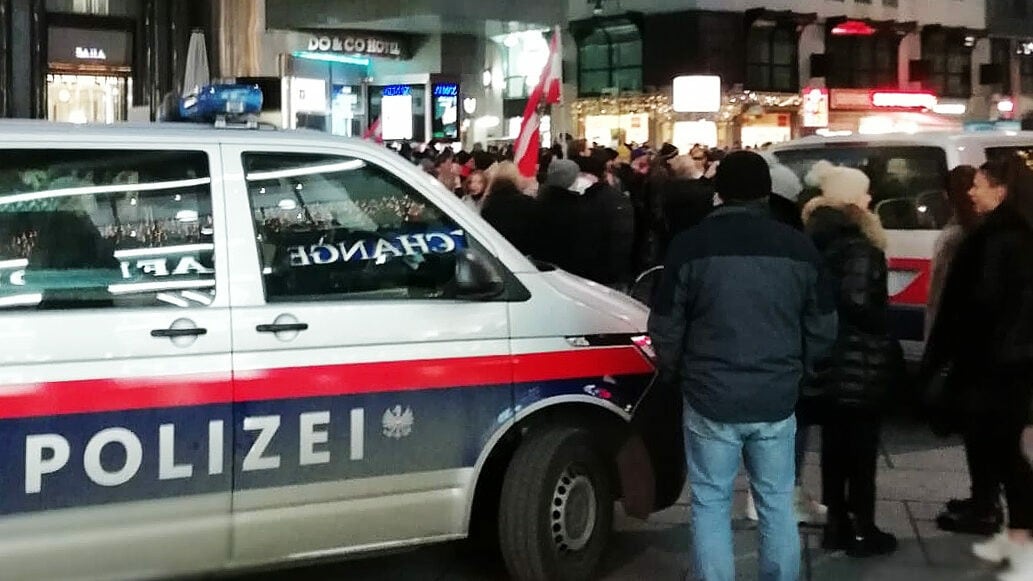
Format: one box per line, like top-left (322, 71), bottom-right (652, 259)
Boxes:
top-left (291, 51), bottom-right (371, 67)
top-left (964, 120), bottom-right (1022, 133)
top-left (179, 84), bottom-right (263, 121)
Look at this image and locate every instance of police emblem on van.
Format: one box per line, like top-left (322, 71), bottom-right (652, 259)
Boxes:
top-left (382, 405), bottom-right (414, 439)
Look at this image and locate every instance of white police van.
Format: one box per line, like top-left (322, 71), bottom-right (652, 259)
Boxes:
top-left (770, 130), bottom-right (1033, 360)
top-left (0, 93), bottom-right (674, 580)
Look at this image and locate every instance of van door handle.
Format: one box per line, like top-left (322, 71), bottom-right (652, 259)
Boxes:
top-left (256, 323), bottom-right (309, 333)
top-left (151, 327), bottom-right (208, 338)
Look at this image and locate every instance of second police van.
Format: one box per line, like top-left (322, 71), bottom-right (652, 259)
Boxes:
top-left (770, 130), bottom-right (1033, 362)
top-left (0, 94), bottom-right (678, 580)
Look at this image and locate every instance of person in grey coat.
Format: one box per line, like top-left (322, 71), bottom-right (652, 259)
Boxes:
top-left (648, 151), bottom-right (837, 581)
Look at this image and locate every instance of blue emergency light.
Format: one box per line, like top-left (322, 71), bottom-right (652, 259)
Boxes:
top-left (179, 84), bottom-right (263, 122)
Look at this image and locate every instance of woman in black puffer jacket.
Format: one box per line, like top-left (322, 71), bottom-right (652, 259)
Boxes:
top-left (803, 161), bottom-right (901, 558)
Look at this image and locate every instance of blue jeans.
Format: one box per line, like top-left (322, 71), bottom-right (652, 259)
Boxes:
top-left (685, 403), bottom-right (800, 581)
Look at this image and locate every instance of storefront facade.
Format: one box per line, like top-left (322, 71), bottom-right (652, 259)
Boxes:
top-left (568, 1), bottom-right (989, 148)
top-left (258, 0), bottom-right (562, 145)
top-left (569, 9), bottom-right (810, 149)
top-left (0, 0), bottom-right (213, 121)
top-left (986, 0), bottom-right (1033, 121)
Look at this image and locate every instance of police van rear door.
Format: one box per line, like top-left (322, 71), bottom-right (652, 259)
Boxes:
top-left (220, 144), bottom-right (513, 563)
top-left (0, 144), bottom-right (233, 579)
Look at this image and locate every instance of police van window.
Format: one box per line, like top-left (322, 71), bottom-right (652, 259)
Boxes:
top-left (243, 153), bottom-right (469, 301)
top-left (774, 146), bottom-right (950, 230)
top-left (986, 146), bottom-right (1033, 171)
top-left (0, 150), bottom-right (215, 310)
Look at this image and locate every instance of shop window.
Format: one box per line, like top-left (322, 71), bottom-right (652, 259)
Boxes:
top-left (576, 21), bottom-right (642, 97)
top-left (1022, 56), bottom-right (1033, 95)
top-left (0, 150), bottom-right (215, 310)
top-left (47, 0), bottom-right (134, 15)
top-left (746, 24), bottom-right (799, 92)
top-left (992, 39), bottom-right (1012, 93)
top-left (923, 30), bottom-right (972, 98)
top-left (502, 31), bottom-right (551, 100)
top-left (826, 34), bottom-right (899, 89)
top-left (243, 153), bottom-right (471, 302)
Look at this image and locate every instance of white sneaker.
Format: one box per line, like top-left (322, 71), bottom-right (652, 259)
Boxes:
top-left (744, 488), bottom-right (759, 521)
top-left (999, 541), bottom-right (1033, 581)
top-left (974, 532), bottom-right (1013, 564)
top-left (794, 486), bottom-right (828, 525)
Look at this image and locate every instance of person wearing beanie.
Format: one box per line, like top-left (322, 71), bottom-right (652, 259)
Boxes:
top-left (801, 160), bottom-right (900, 558)
top-left (649, 150), bottom-right (838, 581)
top-left (761, 152), bottom-right (803, 203)
top-left (544, 158), bottom-right (579, 190)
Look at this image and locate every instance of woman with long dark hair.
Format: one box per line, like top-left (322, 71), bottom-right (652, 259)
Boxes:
top-left (930, 165), bottom-right (1005, 536)
top-left (924, 156), bottom-right (1033, 578)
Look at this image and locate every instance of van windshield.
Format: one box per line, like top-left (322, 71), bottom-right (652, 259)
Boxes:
top-left (773, 145), bottom-right (950, 230)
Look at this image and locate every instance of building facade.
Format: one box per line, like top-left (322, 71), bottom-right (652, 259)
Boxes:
top-left (249, 0), bottom-right (565, 145)
top-left (0, 0), bottom-right (214, 122)
top-left (567, 0), bottom-right (992, 148)
top-left (985, 0), bottom-right (1033, 122)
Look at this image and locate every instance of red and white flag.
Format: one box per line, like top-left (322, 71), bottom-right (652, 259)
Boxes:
top-left (515, 27), bottom-right (563, 178)
top-left (363, 116), bottom-right (383, 143)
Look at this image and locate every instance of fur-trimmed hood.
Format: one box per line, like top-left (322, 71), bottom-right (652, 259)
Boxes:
top-left (803, 195), bottom-right (888, 251)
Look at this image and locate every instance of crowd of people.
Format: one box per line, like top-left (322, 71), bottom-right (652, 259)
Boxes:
top-left (389, 136), bottom-right (1033, 581)
top-left (643, 148), bottom-right (1033, 581)
top-left (394, 137), bottom-right (775, 290)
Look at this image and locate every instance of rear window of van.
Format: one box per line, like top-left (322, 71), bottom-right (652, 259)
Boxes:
top-left (773, 146), bottom-right (949, 230)
top-left (985, 146), bottom-right (1033, 169)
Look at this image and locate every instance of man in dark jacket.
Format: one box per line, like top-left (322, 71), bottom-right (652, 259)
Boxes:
top-left (577, 154), bottom-right (636, 289)
top-left (480, 174), bottom-right (537, 257)
top-left (648, 151), bottom-right (837, 581)
top-left (536, 158), bottom-right (633, 287)
top-left (660, 170), bottom-right (715, 251)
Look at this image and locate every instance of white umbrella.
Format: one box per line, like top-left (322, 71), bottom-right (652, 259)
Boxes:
top-left (183, 29), bottom-right (211, 96)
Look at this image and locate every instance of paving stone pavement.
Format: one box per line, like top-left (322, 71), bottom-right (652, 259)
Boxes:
top-left (233, 419), bottom-right (1009, 581)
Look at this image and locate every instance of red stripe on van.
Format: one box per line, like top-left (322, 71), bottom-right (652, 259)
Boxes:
top-left (0, 347), bottom-right (654, 419)
top-left (888, 257), bottom-right (931, 306)
top-left (235, 346), bottom-right (654, 402)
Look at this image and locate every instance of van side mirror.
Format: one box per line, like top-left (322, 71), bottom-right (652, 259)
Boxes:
top-left (454, 248), bottom-right (505, 300)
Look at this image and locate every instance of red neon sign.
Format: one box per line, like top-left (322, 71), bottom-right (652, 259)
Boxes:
top-left (831, 20), bottom-right (877, 36)
top-left (870, 91), bottom-right (938, 110)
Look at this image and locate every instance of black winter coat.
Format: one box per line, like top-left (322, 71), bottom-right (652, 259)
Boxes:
top-left (587, 181), bottom-right (636, 285)
top-left (660, 177), bottom-right (714, 251)
top-left (923, 202), bottom-right (1033, 423)
top-left (480, 179), bottom-right (538, 257)
top-left (536, 183), bottom-right (635, 286)
top-left (806, 203), bottom-right (898, 409)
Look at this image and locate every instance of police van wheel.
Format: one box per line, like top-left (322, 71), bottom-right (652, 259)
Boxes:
top-left (498, 426), bottom-right (613, 581)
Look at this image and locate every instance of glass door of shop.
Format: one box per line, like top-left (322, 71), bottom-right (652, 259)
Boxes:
top-left (47, 73), bottom-right (129, 124)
